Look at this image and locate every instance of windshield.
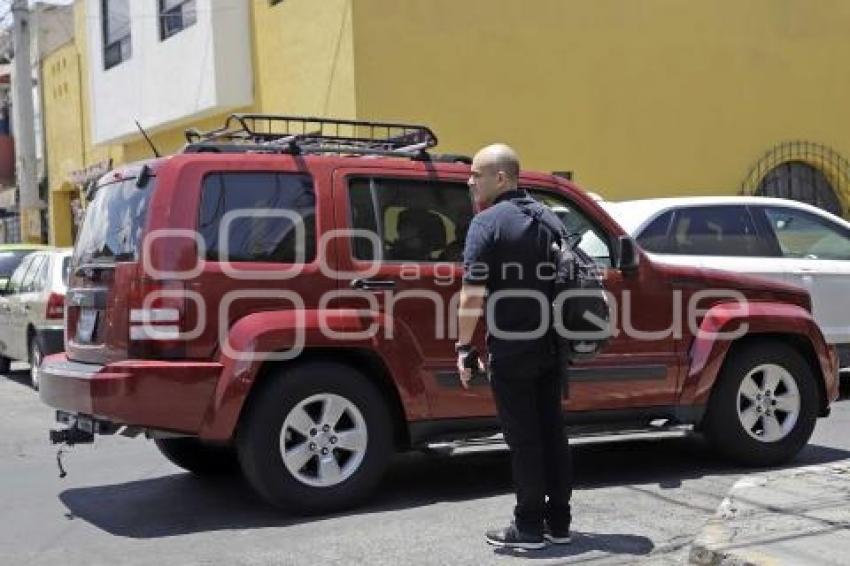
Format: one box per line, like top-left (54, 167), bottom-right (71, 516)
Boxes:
top-left (0, 250), bottom-right (32, 277)
top-left (74, 178), bottom-right (154, 264)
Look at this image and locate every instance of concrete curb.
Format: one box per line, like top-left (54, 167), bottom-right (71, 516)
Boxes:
top-left (689, 460), bottom-right (850, 565)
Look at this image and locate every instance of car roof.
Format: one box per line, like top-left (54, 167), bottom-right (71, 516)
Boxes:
top-left (602, 196), bottom-right (850, 235)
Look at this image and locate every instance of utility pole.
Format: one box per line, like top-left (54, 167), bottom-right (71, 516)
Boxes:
top-left (11, 0), bottom-right (41, 243)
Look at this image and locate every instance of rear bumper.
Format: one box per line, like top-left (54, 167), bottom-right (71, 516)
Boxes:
top-left (38, 353), bottom-right (224, 434)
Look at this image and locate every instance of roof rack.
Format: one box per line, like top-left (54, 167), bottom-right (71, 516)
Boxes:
top-left (183, 114), bottom-right (463, 161)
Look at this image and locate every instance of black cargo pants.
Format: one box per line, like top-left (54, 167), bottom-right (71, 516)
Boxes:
top-left (489, 353), bottom-right (572, 535)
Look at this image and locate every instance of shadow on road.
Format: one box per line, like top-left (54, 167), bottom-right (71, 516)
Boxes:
top-left (493, 530), bottom-right (655, 560)
top-left (2, 369), bottom-right (34, 390)
top-left (58, 434), bottom-right (850, 541)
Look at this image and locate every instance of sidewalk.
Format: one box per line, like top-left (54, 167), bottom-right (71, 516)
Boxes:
top-left (689, 460), bottom-right (850, 565)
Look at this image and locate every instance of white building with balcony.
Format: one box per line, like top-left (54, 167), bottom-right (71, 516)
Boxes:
top-left (85, 0), bottom-right (253, 145)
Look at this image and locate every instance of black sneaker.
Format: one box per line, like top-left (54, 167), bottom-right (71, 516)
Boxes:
top-left (485, 523), bottom-right (546, 550)
top-left (544, 523), bottom-right (572, 545)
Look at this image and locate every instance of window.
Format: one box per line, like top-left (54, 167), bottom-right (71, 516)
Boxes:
top-left (19, 255), bottom-right (45, 293)
top-left (349, 178), bottom-right (473, 262)
top-left (32, 256), bottom-right (50, 293)
top-left (198, 173), bottom-right (316, 263)
top-left (7, 256), bottom-right (34, 294)
top-left (74, 178), bottom-right (154, 265)
top-left (62, 257), bottom-right (71, 286)
top-left (636, 211), bottom-right (674, 253)
top-left (159, 0), bottom-right (197, 41)
top-left (530, 190), bottom-right (613, 267)
top-left (102, 0), bottom-right (131, 70)
top-left (0, 250), bottom-right (31, 278)
top-left (762, 207), bottom-right (850, 260)
top-left (667, 206), bottom-right (764, 257)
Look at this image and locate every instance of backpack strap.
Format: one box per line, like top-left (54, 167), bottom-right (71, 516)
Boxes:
top-left (510, 198), bottom-right (577, 246)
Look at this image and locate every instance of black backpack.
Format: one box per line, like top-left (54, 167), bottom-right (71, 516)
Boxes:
top-left (513, 199), bottom-right (613, 364)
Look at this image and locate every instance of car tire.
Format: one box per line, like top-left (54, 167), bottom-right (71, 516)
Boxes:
top-left (154, 437), bottom-right (239, 475)
top-left (703, 341), bottom-right (818, 466)
top-left (237, 361), bottom-right (394, 514)
top-left (0, 355), bottom-right (10, 374)
top-left (28, 339), bottom-right (42, 390)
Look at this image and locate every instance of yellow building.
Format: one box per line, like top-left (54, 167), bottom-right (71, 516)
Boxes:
top-left (43, 0), bottom-right (850, 245)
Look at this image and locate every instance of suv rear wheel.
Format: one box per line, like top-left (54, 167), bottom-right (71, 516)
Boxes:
top-left (154, 437), bottom-right (239, 475)
top-left (703, 341), bottom-right (818, 466)
top-left (237, 361), bottom-right (394, 514)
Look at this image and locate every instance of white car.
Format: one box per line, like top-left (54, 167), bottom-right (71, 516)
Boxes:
top-left (603, 196), bottom-right (850, 366)
top-left (0, 249), bottom-right (72, 388)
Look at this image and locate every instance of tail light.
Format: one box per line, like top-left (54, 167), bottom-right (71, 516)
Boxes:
top-left (127, 278), bottom-right (191, 359)
top-left (46, 292), bottom-right (65, 320)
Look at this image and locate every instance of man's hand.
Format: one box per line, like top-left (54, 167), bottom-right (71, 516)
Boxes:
top-left (457, 350), bottom-right (486, 390)
top-left (456, 284), bottom-right (486, 389)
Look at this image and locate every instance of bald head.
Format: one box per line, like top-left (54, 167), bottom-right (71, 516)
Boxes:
top-left (468, 143), bottom-right (522, 206)
top-left (474, 144), bottom-right (521, 182)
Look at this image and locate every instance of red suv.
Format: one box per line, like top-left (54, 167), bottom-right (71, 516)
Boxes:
top-left (41, 116), bottom-right (839, 514)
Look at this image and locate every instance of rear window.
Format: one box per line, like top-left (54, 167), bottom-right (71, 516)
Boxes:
top-left (0, 250), bottom-right (31, 277)
top-left (61, 256), bottom-right (71, 285)
top-left (198, 172), bottom-right (316, 263)
top-left (74, 178), bottom-right (154, 264)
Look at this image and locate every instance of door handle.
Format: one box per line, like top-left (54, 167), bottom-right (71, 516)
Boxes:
top-left (350, 279), bottom-right (396, 291)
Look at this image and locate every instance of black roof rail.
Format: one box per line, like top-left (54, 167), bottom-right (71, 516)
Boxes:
top-left (183, 114), bottom-right (454, 161)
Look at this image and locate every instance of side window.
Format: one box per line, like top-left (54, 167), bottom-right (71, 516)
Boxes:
top-left (636, 211), bottom-right (674, 253)
top-left (198, 172), bottom-right (316, 263)
top-left (529, 190), bottom-right (613, 267)
top-left (668, 206), bottom-right (763, 256)
top-left (20, 255), bottom-right (45, 293)
top-left (349, 178), bottom-right (473, 262)
top-left (763, 207), bottom-right (850, 260)
top-left (7, 256), bottom-right (33, 294)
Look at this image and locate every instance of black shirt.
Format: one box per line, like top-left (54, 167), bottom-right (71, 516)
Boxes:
top-left (462, 190), bottom-right (559, 364)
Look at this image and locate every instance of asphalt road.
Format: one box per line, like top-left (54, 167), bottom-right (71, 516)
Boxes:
top-left (2, 368), bottom-right (849, 566)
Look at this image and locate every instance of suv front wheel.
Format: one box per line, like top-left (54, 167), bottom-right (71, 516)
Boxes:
top-left (703, 341), bottom-right (818, 466)
top-left (237, 361), bottom-right (394, 514)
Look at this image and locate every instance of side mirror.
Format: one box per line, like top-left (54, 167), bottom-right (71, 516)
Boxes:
top-left (616, 236), bottom-right (640, 272)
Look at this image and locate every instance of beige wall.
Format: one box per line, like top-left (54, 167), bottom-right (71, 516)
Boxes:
top-left (351, 0), bottom-right (850, 206)
top-left (252, 0), bottom-right (356, 118)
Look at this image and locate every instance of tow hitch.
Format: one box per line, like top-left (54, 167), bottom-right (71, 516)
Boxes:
top-left (49, 427), bottom-right (95, 446)
top-left (49, 411), bottom-right (120, 478)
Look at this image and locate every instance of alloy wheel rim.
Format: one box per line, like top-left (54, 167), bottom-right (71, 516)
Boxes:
top-left (279, 393), bottom-right (368, 488)
top-left (736, 363), bottom-right (801, 443)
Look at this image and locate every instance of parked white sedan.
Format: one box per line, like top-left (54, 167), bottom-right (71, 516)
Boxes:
top-left (0, 249), bottom-right (72, 388)
top-left (603, 196), bottom-right (850, 365)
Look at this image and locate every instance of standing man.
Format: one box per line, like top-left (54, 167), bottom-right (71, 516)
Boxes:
top-left (456, 144), bottom-right (572, 550)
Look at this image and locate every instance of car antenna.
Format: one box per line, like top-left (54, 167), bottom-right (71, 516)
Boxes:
top-left (135, 120), bottom-right (161, 158)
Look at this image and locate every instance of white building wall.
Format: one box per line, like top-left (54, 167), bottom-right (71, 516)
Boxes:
top-left (85, 0), bottom-right (253, 144)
